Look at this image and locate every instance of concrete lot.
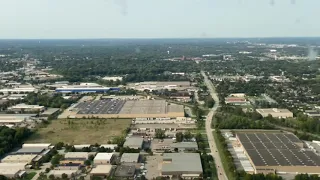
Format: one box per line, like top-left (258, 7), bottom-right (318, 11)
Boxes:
top-left (145, 155), bottom-right (162, 180)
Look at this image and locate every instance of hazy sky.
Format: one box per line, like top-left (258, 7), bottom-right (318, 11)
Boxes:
top-left (0, 0), bottom-right (319, 39)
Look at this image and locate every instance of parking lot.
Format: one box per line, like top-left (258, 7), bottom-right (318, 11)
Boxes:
top-left (75, 99), bottom-right (126, 114)
top-left (145, 155), bottom-right (162, 179)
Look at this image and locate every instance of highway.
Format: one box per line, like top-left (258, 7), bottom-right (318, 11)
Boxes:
top-left (201, 71), bottom-right (228, 180)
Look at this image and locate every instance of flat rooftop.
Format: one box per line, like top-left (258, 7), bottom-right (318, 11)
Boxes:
top-left (120, 153), bottom-right (140, 163)
top-left (123, 137), bottom-right (143, 148)
top-left (90, 165), bottom-right (113, 174)
top-left (14, 147), bottom-right (44, 154)
top-left (94, 153), bottom-right (114, 161)
top-left (237, 132), bottom-right (320, 167)
top-left (41, 108), bottom-right (60, 115)
top-left (1, 155), bottom-right (37, 163)
top-left (119, 100), bottom-right (167, 114)
top-left (162, 153), bottom-right (202, 173)
top-left (114, 165), bottom-right (136, 177)
top-left (256, 108), bottom-right (291, 113)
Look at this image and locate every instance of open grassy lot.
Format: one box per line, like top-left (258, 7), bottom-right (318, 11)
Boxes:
top-left (27, 119), bottom-right (131, 144)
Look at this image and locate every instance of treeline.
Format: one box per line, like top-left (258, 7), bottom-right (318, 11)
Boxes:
top-left (23, 93), bottom-right (77, 109)
top-left (294, 174), bottom-right (319, 180)
top-left (213, 106), bottom-right (274, 129)
top-left (0, 126), bottom-right (31, 157)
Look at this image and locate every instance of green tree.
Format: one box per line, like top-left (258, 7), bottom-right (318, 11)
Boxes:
top-left (155, 129), bottom-right (166, 139)
top-left (175, 132), bottom-right (184, 142)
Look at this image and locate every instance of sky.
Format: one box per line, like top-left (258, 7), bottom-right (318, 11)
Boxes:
top-left (0, 0), bottom-right (319, 39)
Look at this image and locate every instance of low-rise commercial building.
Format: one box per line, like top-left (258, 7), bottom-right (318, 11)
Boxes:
top-left (114, 165), bottom-right (136, 180)
top-left (90, 165), bottom-right (113, 178)
top-left (123, 137), bottom-right (144, 149)
top-left (47, 170), bottom-right (78, 178)
top-left (1, 155), bottom-right (37, 164)
top-left (152, 140), bottom-right (198, 152)
top-left (225, 97), bottom-right (248, 105)
top-left (22, 143), bottom-right (51, 149)
top-left (40, 108), bottom-right (60, 117)
top-left (14, 147), bottom-right (45, 155)
top-left (7, 103), bottom-right (45, 112)
top-left (61, 152), bottom-right (90, 165)
top-left (120, 153), bottom-right (140, 164)
top-left (161, 153), bottom-right (203, 179)
top-left (93, 153), bottom-right (114, 165)
top-left (256, 108), bottom-right (293, 118)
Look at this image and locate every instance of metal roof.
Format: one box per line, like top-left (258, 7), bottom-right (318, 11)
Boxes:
top-left (162, 153), bottom-right (202, 174)
top-left (120, 153), bottom-right (140, 163)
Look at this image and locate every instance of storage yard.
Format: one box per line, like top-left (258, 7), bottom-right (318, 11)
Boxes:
top-left (61, 99), bottom-right (185, 119)
top-left (26, 119), bottom-right (131, 144)
top-left (236, 132), bottom-right (320, 174)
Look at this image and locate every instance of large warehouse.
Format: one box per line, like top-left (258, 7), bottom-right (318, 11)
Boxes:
top-left (67, 99), bottom-right (184, 119)
top-left (236, 132), bottom-right (320, 174)
top-left (161, 153), bottom-right (203, 179)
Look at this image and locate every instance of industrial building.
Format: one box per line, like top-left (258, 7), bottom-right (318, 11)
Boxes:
top-left (47, 170), bottom-right (78, 178)
top-left (90, 165), bottom-right (113, 178)
top-left (40, 108), bottom-right (60, 117)
top-left (7, 103), bottom-right (45, 112)
top-left (68, 99), bottom-right (185, 119)
top-left (93, 153), bottom-right (114, 165)
top-left (22, 143), bottom-right (51, 149)
top-left (256, 108), bottom-right (293, 118)
top-left (55, 83), bottom-right (120, 93)
top-left (120, 153), bottom-right (140, 164)
top-left (127, 81), bottom-right (193, 91)
top-left (1, 155), bottom-right (37, 164)
top-left (225, 97), bottom-right (248, 105)
top-left (123, 137), bottom-right (144, 149)
top-left (13, 147), bottom-right (46, 155)
top-left (236, 132), bottom-right (320, 174)
top-left (60, 152), bottom-right (90, 165)
top-left (0, 87), bottom-right (36, 94)
top-left (161, 153), bottom-right (203, 179)
top-left (114, 165), bottom-right (136, 180)
top-left (0, 114), bottom-right (37, 127)
top-left (152, 139), bottom-right (198, 152)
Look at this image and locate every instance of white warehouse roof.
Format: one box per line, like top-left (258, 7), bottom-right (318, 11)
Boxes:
top-left (94, 153), bottom-right (114, 162)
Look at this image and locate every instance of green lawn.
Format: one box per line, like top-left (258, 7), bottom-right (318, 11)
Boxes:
top-left (22, 172), bottom-right (37, 180)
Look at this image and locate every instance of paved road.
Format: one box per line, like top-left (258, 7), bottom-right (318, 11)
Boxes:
top-left (201, 71), bottom-right (228, 180)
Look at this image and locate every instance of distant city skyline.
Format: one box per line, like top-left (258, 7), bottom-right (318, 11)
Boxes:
top-left (1, 0), bottom-right (320, 39)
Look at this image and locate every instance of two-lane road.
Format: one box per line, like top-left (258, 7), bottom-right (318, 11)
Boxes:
top-left (201, 71), bottom-right (228, 180)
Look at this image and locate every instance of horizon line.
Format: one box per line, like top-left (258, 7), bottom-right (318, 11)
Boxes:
top-left (0, 36), bottom-right (320, 40)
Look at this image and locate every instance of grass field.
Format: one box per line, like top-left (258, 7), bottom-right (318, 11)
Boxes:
top-left (27, 119), bottom-right (131, 144)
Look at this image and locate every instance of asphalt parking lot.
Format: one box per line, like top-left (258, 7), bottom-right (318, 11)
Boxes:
top-left (76, 99), bottom-right (126, 114)
top-left (145, 155), bottom-right (162, 179)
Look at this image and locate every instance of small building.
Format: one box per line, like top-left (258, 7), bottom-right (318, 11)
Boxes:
top-left (114, 165), bottom-right (136, 180)
top-left (7, 103), bottom-right (45, 113)
top-left (161, 153), bottom-right (203, 179)
top-left (256, 108), bottom-right (293, 118)
top-left (55, 164), bottom-right (82, 170)
top-left (99, 144), bottom-right (118, 150)
top-left (123, 137), bottom-right (144, 149)
top-left (73, 144), bottom-right (91, 150)
top-left (152, 139), bottom-right (198, 152)
top-left (90, 165), bottom-right (113, 178)
top-left (61, 152), bottom-right (90, 165)
top-left (304, 110), bottom-right (320, 117)
top-left (120, 153), bottom-right (140, 164)
top-left (22, 143), bottom-right (51, 149)
top-left (1, 155), bottom-right (37, 164)
top-left (40, 108), bottom-right (60, 117)
top-left (225, 97), bottom-right (248, 105)
top-left (94, 153), bottom-right (114, 165)
top-left (47, 170), bottom-right (78, 178)
top-left (14, 147), bottom-right (46, 155)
